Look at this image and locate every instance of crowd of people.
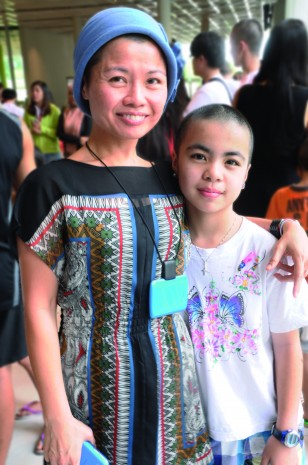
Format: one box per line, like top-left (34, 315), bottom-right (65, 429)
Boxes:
top-left (1, 6), bottom-right (308, 465)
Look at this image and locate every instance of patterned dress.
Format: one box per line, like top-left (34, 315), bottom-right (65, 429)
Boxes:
top-left (12, 159), bottom-right (213, 465)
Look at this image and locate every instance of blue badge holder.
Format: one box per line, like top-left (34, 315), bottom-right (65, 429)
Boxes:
top-left (149, 274), bottom-right (188, 318)
top-left (80, 442), bottom-right (109, 465)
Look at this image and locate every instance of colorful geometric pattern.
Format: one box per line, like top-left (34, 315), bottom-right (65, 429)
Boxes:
top-left (27, 192), bottom-right (213, 465)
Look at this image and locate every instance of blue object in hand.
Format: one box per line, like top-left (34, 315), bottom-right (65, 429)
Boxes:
top-left (80, 442), bottom-right (109, 465)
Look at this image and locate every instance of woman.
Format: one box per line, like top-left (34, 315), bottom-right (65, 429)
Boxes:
top-left (24, 80), bottom-right (62, 164)
top-left (234, 19), bottom-right (308, 217)
top-left (57, 80), bottom-right (92, 157)
top-left (12, 7), bottom-right (308, 465)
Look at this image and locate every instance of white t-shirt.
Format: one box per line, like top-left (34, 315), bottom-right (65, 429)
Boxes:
top-left (240, 70), bottom-right (258, 85)
top-left (183, 74), bottom-right (235, 118)
top-left (2, 101), bottom-right (24, 119)
top-left (185, 218), bottom-right (308, 441)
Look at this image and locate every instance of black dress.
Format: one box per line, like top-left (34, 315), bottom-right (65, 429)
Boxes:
top-left (0, 109), bottom-right (27, 367)
top-left (235, 84), bottom-right (308, 217)
top-left (12, 159), bottom-right (213, 465)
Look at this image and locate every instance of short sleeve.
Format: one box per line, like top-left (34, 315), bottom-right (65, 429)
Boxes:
top-left (267, 265), bottom-right (308, 333)
top-left (11, 166), bottom-right (66, 271)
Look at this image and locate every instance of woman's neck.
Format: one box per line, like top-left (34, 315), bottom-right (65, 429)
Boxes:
top-left (70, 133), bottom-right (152, 168)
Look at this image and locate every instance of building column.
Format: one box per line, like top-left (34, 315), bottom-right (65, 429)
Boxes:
top-left (201, 15), bottom-right (210, 32)
top-left (72, 16), bottom-right (84, 44)
top-left (273, 0), bottom-right (308, 27)
top-left (157, 0), bottom-right (172, 41)
top-left (285, 0), bottom-right (308, 23)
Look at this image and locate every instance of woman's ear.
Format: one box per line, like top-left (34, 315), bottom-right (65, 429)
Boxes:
top-left (81, 80), bottom-right (89, 100)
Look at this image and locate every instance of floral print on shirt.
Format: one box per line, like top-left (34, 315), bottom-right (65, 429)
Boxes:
top-left (187, 251), bottom-right (263, 367)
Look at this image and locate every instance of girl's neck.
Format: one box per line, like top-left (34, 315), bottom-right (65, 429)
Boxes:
top-left (188, 207), bottom-right (241, 248)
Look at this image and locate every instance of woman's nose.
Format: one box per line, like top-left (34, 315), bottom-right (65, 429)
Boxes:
top-left (123, 82), bottom-right (146, 106)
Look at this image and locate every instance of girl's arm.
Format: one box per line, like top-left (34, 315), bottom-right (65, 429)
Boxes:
top-left (18, 239), bottom-right (95, 465)
top-left (261, 330), bottom-right (302, 465)
top-left (248, 217), bottom-right (308, 297)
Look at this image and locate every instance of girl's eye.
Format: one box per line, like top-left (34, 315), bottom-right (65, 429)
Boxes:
top-left (191, 153), bottom-right (206, 161)
top-left (226, 159), bottom-right (240, 166)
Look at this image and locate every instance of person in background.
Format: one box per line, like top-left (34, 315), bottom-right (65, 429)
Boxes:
top-left (220, 61), bottom-right (240, 101)
top-left (173, 104), bottom-right (308, 465)
top-left (234, 18), bottom-right (308, 217)
top-left (1, 88), bottom-right (25, 120)
top-left (266, 138), bottom-right (308, 233)
top-left (183, 31), bottom-right (234, 118)
top-left (266, 136), bottom-right (308, 433)
top-left (230, 19), bottom-right (263, 85)
top-left (0, 108), bottom-right (36, 465)
top-left (24, 80), bottom-right (62, 165)
top-left (57, 79), bottom-right (92, 158)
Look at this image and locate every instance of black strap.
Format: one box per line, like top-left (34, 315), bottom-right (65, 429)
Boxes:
top-left (208, 77), bottom-right (233, 103)
top-left (85, 142), bottom-right (182, 274)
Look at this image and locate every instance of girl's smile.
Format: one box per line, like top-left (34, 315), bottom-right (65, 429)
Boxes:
top-left (175, 119), bottom-right (251, 219)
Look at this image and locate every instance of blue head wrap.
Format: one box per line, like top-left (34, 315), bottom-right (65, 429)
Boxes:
top-left (73, 7), bottom-right (178, 115)
top-left (171, 41), bottom-right (186, 80)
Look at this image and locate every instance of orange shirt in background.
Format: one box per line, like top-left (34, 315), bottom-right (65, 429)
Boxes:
top-left (266, 185), bottom-right (308, 234)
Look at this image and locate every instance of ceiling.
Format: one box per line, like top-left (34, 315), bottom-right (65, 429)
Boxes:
top-left (0, 0), bottom-right (276, 43)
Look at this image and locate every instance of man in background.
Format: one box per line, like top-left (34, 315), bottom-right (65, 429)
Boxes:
top-left (230, 19), bottom-right (263, 85)
top-left (183, 31), bottom-right (235, 117)
top-left (1, 88), bottom-right (25, 120)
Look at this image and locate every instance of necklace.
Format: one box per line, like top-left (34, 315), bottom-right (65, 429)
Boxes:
top-left (85, 141), bottom-right (183, 277)
top-left (193, 215), bottom-right (238, 275)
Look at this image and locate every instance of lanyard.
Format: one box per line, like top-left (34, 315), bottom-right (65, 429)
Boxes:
top-left (85, 142), bottom-right (182, 279)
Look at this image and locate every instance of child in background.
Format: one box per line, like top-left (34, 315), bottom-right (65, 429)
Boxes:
top-left (266, 137), bottom-right (308, 431)
top-left (173, 104), bottom-right (308, 464)
top-left (266, 138), bottom-right (308, 234)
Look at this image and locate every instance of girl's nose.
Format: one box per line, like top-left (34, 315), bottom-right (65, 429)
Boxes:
top-left (202, 162), bottom-right (222, 181)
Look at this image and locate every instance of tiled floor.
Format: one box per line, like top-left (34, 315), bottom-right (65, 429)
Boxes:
top-left (6, 362), bottom-right (308, 464)
top-left (6, 363), bottom-right (43, 465)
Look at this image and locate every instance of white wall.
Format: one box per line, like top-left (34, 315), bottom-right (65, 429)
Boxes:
top-left (285, 0), bottom-right (308, 23)
top-left (19, 27), bottom-right (74, 108)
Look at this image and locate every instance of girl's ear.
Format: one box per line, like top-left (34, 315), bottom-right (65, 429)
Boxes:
top-left (244, 163), bottom-right (251, 182)
top-left (171, 152), bottom-right (178, 174)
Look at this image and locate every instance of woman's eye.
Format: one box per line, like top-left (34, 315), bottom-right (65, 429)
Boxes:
top-left (109, 76), bottom-right (125, 83)
top-left (147, 77), bottom-right (159, 84)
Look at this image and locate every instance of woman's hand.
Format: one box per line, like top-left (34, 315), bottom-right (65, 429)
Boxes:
top-left (266, 220), bottom-right (308, 297)
top-left (44, 414), bottom-right (95, 465)
top-left (32, 119), bottom-right (41, 134)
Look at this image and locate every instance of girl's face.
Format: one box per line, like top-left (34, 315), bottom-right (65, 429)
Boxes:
top-left (82, 37), bottom-right (168, 142)
top-left (174, 119), bottom-right (251, 217)
top-left (31, 85), bottom-right (44, 105)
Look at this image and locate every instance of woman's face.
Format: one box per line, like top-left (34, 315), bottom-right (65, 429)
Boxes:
top-left (31, 84), bottom-right (44, 105)
top-left (82, 37), bottom-right (168, 142)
